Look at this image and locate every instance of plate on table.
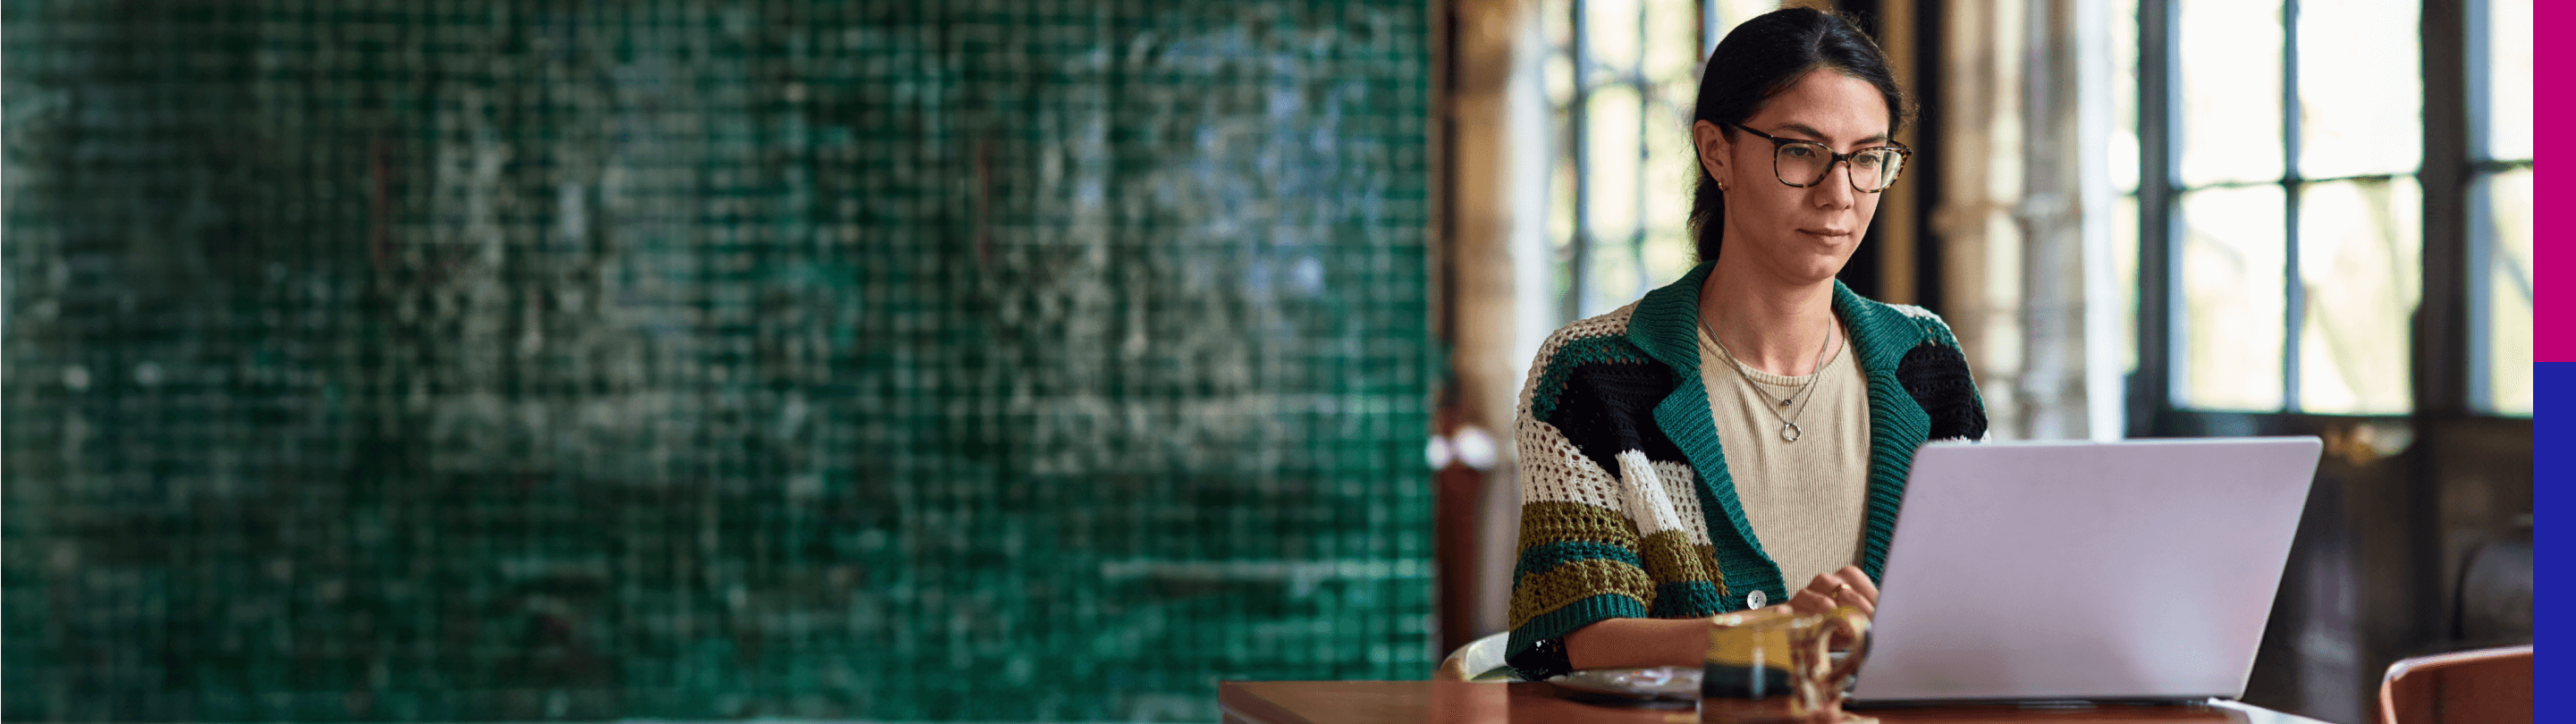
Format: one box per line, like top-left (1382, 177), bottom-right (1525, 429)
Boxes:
top-left (1546, 666), bottom-right (1700, 708)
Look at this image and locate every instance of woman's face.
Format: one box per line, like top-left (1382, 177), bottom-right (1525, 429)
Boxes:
top-left (1698, 70), bottom-right (1893, 286)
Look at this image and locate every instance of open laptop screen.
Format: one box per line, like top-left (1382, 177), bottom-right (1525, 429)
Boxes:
top-left (1849, 437), bottom-right (2321, 703)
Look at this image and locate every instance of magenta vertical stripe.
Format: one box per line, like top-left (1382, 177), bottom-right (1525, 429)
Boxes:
top-left (2538, 0), bottom-right (2569, 359)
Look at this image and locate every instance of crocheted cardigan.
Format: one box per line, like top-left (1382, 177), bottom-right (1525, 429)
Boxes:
top-left (1505, 262), bottom-right (1988, 679)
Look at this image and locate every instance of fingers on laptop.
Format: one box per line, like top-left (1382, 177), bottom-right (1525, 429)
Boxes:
top-left (1796, 568), bottom-right (1877, 616)
top-left (1788, 586), bottom-right (1861, 616)
top-left (1831, 566), bottom-right (1879, 604)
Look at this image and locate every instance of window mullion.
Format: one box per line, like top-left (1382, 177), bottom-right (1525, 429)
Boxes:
top-left (2418, 0), bottom-right (2475, 414)
top-left (2281, 0), bottom-right (2304, 413)
top-left (1568, 0), bottom-right (1592, 322)
top-left (2134, 0), bottom-right (2183, 425)
top-left (1634, 10), bottom-right (1651, 302)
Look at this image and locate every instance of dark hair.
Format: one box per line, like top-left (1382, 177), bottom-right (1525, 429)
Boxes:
top-left (1688, 7), bottom-right (1908, 263)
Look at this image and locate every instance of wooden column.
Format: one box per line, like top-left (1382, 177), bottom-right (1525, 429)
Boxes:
top-left (1435, 0), bottom-right (1534, 656)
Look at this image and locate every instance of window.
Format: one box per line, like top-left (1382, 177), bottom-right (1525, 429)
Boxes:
top-left (1541, 0), bottom-right (1780, 322)
top-left (2152, 0), bottom-right (2422, 415)
top-left (2136, 0), bottom-right (2522, 418)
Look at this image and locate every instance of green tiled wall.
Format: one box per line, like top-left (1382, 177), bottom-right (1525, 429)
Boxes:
top-left (1, 1), bottom-right (1433, 720)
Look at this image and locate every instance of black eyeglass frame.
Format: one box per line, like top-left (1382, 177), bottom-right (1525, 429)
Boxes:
top-left (1721, 122), bottom-right (1914, 193)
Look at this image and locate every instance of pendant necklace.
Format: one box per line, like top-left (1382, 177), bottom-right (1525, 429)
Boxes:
top-left (1702, 314), bottom-right (1838, 442)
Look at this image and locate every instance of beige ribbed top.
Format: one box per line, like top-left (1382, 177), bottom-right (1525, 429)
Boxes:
top-left (1694, 317), bottom-right (1872, 590)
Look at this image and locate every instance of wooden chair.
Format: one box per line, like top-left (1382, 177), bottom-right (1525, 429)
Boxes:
top-left (2378, 644), bottom-right (2530, 724)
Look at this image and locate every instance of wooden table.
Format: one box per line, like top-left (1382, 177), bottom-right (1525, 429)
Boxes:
top-left (1218, 681), bottom-right (2341, 724)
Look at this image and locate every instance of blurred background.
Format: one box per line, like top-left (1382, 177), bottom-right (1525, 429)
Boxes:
top-left (0, 0), bottom-right (2529, 722)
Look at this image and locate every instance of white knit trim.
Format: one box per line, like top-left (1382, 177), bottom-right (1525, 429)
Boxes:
top-left (1616, 450), bottom-right (1687, 537)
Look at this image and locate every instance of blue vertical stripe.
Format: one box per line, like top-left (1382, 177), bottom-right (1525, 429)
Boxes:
top-left (2533, 363), bottom-right (2570, 694)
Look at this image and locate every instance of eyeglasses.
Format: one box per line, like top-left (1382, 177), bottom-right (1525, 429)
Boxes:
top-left (1723, 122), bottom-right (1912, 193)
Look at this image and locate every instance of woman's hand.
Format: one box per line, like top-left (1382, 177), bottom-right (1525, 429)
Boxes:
top-left (1788, 566), bottom-right (1876, 650)
top-left (1788, 565), bottom-right (1878, 617)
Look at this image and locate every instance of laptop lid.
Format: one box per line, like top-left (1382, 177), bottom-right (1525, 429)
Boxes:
top-left (1848, 437), bottom-right (2321, 703)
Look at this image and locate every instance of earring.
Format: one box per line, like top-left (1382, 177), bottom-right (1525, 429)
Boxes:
top-left (1718, 180), bottom-right (1728, 192)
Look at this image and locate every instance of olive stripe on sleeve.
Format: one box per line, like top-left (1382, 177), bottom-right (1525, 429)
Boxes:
top-left (1637, 530), bottom-right (1723, 591)
top-left (1508, 558), bottom-right (1657, 630)
top-left (1516, 501), bottom-right (1643, 550)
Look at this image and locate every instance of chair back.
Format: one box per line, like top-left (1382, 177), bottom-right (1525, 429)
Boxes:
top-left (2378, 644), bottom-right (2530, 724)
top-left (1434, 631), bottom-right (1516, 682)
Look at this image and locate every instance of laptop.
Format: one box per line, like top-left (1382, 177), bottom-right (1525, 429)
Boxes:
top-left (1848, 437), bottom-right (2322, 705)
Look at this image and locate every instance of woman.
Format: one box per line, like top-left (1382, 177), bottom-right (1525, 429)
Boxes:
top-left (1504, 7), bottom-right (1988, 680)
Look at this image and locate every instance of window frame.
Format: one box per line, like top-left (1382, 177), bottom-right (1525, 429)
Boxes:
top-left (2462, 0), bottom-right (2536, 413)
